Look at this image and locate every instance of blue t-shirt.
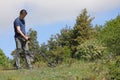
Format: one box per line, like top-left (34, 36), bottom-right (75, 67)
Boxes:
top-left (14, 17), bottom-right (26, 37)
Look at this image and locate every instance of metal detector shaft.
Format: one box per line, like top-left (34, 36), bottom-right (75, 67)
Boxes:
top-left (39, 51), bottom-right (56, 67)
top-left (28, 38), bottom-right (56, 67)
top-left (39, 51), bottom-right (51, 64)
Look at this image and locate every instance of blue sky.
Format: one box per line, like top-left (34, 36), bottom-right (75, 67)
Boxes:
top-left (0, 0), bottom-right (120, 58)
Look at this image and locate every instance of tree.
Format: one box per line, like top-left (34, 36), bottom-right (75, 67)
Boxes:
top-left (70, 8), bottom-right (94, 58)
top-left (99, 15), bottom-right (120, 55)
top-left (94, 25), bottom-right (103, 37)
top-left (46, 9), bottom-right (95, 59)
top-left (57, 26), bottom-right (72, 47)
top-left (47, 35), bottom-right (58, 50)
top-left (45, 26), bottom-right (72, 63)
top-left (0, 49), bottom-right (7, 66)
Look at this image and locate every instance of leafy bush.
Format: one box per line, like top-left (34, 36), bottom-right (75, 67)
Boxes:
top-left (48, 46), bottom-right (71, 64)
top-left (0, 49), bottom-right (7, 66)
top-left (99, 15), bottom-right (120, 55)
top-left (75, 39), bottom-right (105, 61)
top-left (108, 56), bottom-right (120, 80)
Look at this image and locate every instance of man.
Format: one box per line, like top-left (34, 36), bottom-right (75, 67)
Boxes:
top-left (13, 9), bottom-right (32, 69)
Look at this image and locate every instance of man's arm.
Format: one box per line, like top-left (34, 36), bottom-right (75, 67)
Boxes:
top-left (16, 26), bottom-right (28, 40)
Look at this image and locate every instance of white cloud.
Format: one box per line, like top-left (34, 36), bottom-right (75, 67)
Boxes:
top-left (0, 0), bottom-right (120, 35)
top-left (25, 0), bottom-right (120, 25)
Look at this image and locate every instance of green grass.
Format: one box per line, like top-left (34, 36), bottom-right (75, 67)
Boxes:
top-left (0, 61), bottom-right (108, 80)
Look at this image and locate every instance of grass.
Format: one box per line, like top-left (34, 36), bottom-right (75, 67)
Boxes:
top-left (0, 60), bottom-right (108, 80)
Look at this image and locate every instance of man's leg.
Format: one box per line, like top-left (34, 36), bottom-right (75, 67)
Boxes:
top-left (23, 41), bottom-right (32, 68)
top-left (25, 50), bottom-right (32, 68)
top-left (15, 38), bottom-right (22, 69)
top-left (15, 49), bottom-right (22, 69)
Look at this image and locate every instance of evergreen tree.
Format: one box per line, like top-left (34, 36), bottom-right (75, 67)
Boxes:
top-left (70, 8), bottom-right (94, 58)
top-left (0, 49), bottom-right (7, 66)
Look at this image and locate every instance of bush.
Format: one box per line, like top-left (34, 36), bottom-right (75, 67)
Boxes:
top-left (99, 15), bottom-right (120, 55)
top-left (48, 46), bottom-right (71, 64)
top-left (108, 56), bottom-right (120, 80)
top-left (75, 39), bottom-right (105, 61)
top-left (0, 49), bottom-right (7, 67)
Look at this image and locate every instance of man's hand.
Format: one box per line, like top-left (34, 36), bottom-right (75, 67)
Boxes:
top-left (25, 35), bottom-right (31, 41)
top-left (16, 26), bottom-right (30, 41)
top-left (24, 36), bottom-right (29, 41)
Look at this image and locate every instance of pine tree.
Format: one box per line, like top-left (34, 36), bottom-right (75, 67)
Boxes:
top-left (70, 8), bottom-right (94, 58)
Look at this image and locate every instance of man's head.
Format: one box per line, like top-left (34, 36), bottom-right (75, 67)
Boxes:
top-left (19, 9), bottom-right (27, 19)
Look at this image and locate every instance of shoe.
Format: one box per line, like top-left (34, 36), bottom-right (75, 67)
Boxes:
top-left (13, 62), bottom-right (22, 70)
top-left (16, 67), bottom-right (22, 70)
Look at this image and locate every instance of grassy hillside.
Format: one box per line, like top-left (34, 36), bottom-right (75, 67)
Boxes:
top-left (0, 60), bottom-right (108, 80)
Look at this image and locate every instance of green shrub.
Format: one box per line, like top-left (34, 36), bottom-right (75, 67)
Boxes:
top-left (108, 56), bottom-right (120, 80)
top-left (48, 46), bottom-right (71, 64)
top-left (0, 49), bottom-right (7, 67)
top-left (75, 39), bottom-right (105, 61)
top-left (99, 15), bottom-right (120, 55)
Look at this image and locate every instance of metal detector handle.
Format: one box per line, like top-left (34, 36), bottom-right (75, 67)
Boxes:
top-left (28, 38), bottom-right (31, 41)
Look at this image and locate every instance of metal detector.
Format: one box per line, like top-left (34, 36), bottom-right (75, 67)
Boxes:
top-left (28, 38), bottom-right (56, 67)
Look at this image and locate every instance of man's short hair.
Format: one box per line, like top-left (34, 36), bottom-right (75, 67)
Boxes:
top-left (20, 9), bottom-right (27, 15)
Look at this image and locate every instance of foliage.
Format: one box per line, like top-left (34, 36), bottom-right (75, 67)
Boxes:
top-left (97, 15), bottom-right (120, 80)
top-left (57, 26), bottom-right (72, 47)
top-left (108, 56), bottom-right (120, 80)
top-left (94, 25), bottom-right (103, 37)
top-left (99, 15), bottom-right (120, 55)
top-left (0, 49), bottom-right (7, 67)
top-left (70, 8), bottom-right (95, 58)
top-left (73, 9), bottom-right (94, 43)
top-left (48, 46), bottom-right (71, 64)
top-left (75, 39), bottom-right (105, 60)
top-left (47, 9), bottom-right (95, 60)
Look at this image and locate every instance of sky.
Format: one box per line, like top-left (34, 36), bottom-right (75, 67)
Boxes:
top-left (0, 0), bottom-right (120, 58)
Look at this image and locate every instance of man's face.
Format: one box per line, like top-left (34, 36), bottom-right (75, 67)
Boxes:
top-left (20, 13), bottom-right (27, 19)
